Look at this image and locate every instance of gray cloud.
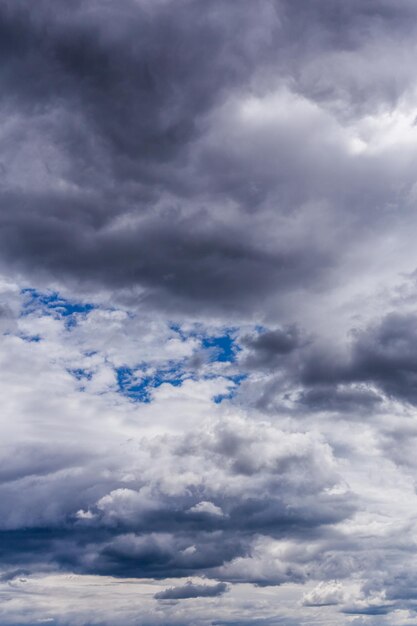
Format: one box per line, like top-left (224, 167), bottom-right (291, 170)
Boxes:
top-left (300, 313), bottom-right (417, 406)
top-left (1, 0), bottom-right (417, 316)
top-left (240, 312), bottom-right (417, 413)
top-left (240, 326), bottom-right (305, 370)
top-left (154, 581), bottom-right (228, 600)
top-left (0, 414), bottom-right (351, 582)
top-left (3, 1), bottom-right (417, 625)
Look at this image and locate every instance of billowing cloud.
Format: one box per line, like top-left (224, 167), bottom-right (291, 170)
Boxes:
top-left (1, 0), bottom-right (417, 317)
top-left (3, 1), bottom-right (417, 625)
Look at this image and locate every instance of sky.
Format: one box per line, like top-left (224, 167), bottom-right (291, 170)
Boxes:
top-left (3, 0), bottom-right (417, 624)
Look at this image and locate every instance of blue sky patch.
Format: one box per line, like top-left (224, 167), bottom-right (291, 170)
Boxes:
top-left (116, 362), bottom-right (186, 402)
top-left (169, 324), bottom-right (241, 363)
top-left (202, 333), bottom-right (239, 363)
top-left (21, 289), bottom-right (94, 328)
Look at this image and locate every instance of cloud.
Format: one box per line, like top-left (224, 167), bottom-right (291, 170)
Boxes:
top-left (240, 326), bottom-right (304, 370)
top-left (4, 1), bottom-right (417, 625)
top-left (1, 1), bottom-right (417, 317)
top-left (154, 581), bottom-right (228, 600)
top-left (187, 501), bottom-right (225, 517)
top-left (300, 312), bottom-right (417, 407)
top-left (302, 581), bottom-right (346, 606)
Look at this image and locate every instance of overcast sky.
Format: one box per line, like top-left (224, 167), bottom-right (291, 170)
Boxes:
top-left (3, 1), bottom-right (417, 625)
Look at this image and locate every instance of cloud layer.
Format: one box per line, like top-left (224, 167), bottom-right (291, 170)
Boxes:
top-left (2, 1), bottom-right (417, 625)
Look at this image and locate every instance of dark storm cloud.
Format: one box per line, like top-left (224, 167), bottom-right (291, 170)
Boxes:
top-left (276, 0), bottom-right (417, 114)
top-left (154, 581), bottom-right (228, 600)
top-left (85, 531), bottom-right (247, 579)
top-left (0, 0), bottom-right (266, 160)
top-left (1, 0), bottom-right (417, 313)
top-left (0, 198), bottom-right (329, 312)
top-left (0, 416), bottom-right (354, 582)
top-left (0, 506), bottom-right (347, 582)
top-left (240, 326), bottom-right (304, 370)
top-left (301, 313), bottom-right (417, 407)
top-left (348, 313), bottom-right (417, 404)
top-left (244, 312), bottom-right (417, 413)
top-left (85, 488), bottom-right (351, 580)
top-left (0, 0), bottom-right (335, 311)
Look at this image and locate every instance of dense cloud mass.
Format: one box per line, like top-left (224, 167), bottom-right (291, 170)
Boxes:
top-left (3, 1), bottom-right (417, 625)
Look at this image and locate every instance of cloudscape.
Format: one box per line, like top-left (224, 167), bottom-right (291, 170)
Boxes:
top-left (2, 1), bottom-right (417, 624)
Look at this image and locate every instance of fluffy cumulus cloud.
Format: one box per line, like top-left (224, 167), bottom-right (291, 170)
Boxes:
top-left (3, 1), bottom-right (417, 625)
